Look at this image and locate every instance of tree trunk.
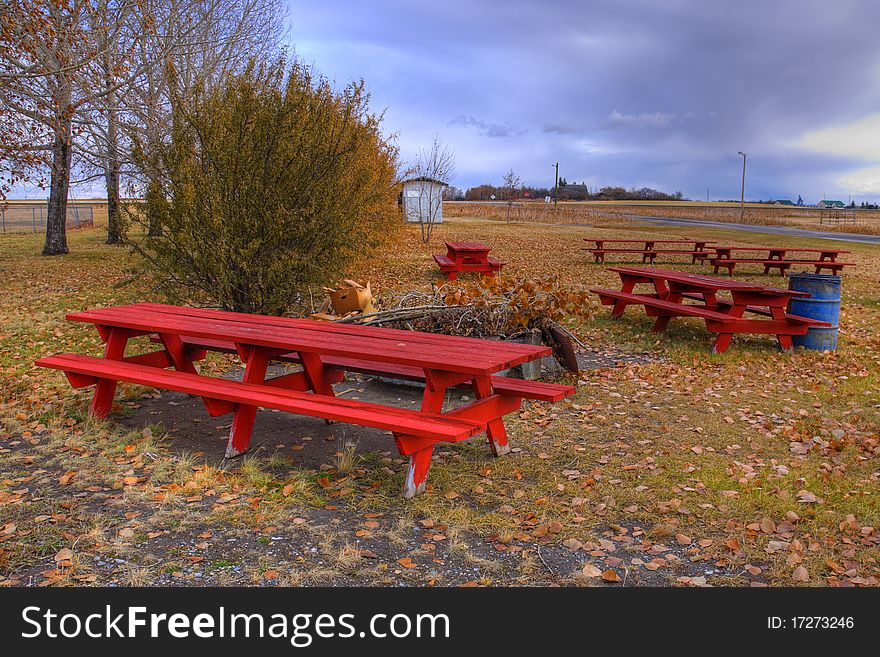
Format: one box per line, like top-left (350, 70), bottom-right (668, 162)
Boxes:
top-left (103, 44), bottom-right (122, 245)
top-left (146, 174), bottom-right (162, 236)
top-left (105, 156), bottom-right (121, 244)
top-left (148, 209), bottom-right (162, 236)
top-left (105, 108), bottom-right (121, 244)
top-left (42, 117), bottom-right (73, 256)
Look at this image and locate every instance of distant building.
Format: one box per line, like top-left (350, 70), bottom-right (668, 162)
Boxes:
top-left (772, 199), bottom-right (795, 206)
top-left (558, 183), bottom-right (589, 200)
top-left (399, 177), bottom-right (448, 224)
top-left (817, 200), bottom-right (846, 208)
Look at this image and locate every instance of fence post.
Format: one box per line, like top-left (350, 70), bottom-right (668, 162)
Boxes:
top-left (32, 207), bottom-right (37, 233)
top-left (1, 208), bottom-right (5, 234)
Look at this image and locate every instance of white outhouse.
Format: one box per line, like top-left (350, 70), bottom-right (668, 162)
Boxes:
top-left (399, 176), bottom-right (448, 224)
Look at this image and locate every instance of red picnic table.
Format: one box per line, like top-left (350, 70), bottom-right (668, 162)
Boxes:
top-left (35, 303), bottom-right (573, 497)
top-left (434, 241), bottom-right (505, 280)
top-left (704, 246), bottom-right (854, 276)
top-left (583, 238), bottom-right (716, 264)
top-left (591, 267), bottom-right (829, 353)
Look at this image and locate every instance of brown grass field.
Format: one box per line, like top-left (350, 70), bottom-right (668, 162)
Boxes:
top-left (445, 200), bottom-right (880, 235)
top-left (0, 215), bottom-right (878, 587)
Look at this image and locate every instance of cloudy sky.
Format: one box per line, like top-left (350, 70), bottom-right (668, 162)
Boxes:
top-left (291, 0), bottom-right (880, 202)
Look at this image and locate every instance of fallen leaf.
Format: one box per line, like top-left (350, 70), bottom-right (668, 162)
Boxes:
top-left (582, 564), bottom-right (602, 577)
top-left (54, 548), bottom-right (73, 562)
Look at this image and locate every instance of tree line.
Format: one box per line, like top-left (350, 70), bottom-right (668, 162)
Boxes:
top-left (458, 181), bottom-right (685, 202)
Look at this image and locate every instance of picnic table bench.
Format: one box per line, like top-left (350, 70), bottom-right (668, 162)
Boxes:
top-left (590, 267), bottom-right (830, 353)
top-left (434, 241), bottom-right (505, 280)
top-left (36, 303), bottom-right (574, 497)
top-left (706, 246), bottom-right (854, 276)
top-left (583, 238), bottom-right (716, 264)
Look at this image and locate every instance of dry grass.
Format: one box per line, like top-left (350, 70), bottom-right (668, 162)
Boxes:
top-left (1, 217), bottom-right (878, 587)
top-left (445, 201), bottom-right (880, 235)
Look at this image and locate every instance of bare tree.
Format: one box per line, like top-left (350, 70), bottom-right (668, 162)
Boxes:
top-left (407, 136), bottom-right (455, 243)
top-left (0, 0), bottom-right (286, 252)
top-left (0, 0), bottom-right (145, 254)
top-left (122, 0), bottom-right (286, 235)
top-left (502, 168), bottom-right (521, 224)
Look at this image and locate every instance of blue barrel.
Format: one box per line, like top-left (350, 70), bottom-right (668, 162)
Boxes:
top-left (788, 273), bottom-right (841, 351)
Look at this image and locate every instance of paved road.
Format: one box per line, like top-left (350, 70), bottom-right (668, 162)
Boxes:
top-left (625, 215), bottom-right (880, 245)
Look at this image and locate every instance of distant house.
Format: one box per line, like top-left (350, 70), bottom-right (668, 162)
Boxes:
top-left (558, 183), bottom-right (589, 200)
top-left (399, 177), bottom-right (448, 224)
top-left (817, 200), bottom-right (846, 208)
top-left (772, 199), bottom-right (795, 206)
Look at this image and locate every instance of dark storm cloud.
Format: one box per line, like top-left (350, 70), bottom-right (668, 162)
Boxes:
top-left (291, 0), bottom-right (880, 201)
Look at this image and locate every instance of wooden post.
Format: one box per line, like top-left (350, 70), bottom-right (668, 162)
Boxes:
top-left (225, 348), bottom-right (270, 458)
top-left (90, 327), bottom-right (130, 418)
top-left (472, 375), bottom-right (509, 456)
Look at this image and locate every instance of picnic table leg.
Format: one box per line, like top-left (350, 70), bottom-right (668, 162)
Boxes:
top-left (159, 332), bottom-right (231, 417)
top-left (713, 333), bottom-right (734, 354)
top-left (651, 289), bottom-right (680, 333)
top-left (299, 352), bottom-right (336, 396)
top-left (403, 444), bottom-right (433, 498)
top-left (159, 333), bottom-right (200, 375)
top-left (712, 304), bottom-right (746, 354)
top-left (652, 279), bottom-right (669, 299)
top-left (90, 327), bottom-right (130, 418)
top-left (421, 370), bottom-right (448, 414)
top-left (225, 348), bottom-right (270, 458)
top-left (299, 351), bottom-right (337, 425)
top-left (611, 275), bottom-right (639, 317)
top-left (769, 307), bottom-right (795, 352)
top-left (472, 375), bottom-right (509, 456)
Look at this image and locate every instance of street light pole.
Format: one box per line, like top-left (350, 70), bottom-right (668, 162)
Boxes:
top-left (737, 151), bottom-right (747, 218)
top-left (552, 162), bottom-right (559, 208)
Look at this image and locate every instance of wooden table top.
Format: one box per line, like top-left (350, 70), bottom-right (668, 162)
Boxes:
top-left (584, 238), bottom-right (714, 244)
top-left (68, 303), bottom-right (549, 376)
top-left (710, 246), bottom-right (850, 253)
top-left (608, 267), bottom-right (810, 296)
top-left (445, 241), bottom-right (492, 252)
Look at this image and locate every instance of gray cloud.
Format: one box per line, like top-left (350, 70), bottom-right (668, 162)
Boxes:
top-left (604, 110), bottom-right (678, 129)
top-left (290, 0), bottom-right (880, 201)
top-left (447, 115), bottom-right (521, 138)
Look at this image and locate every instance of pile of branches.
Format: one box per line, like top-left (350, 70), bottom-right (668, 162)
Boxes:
top-left (337, 275), bottom-right (593, 370)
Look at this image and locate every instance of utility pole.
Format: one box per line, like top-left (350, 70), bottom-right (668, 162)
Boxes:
top-left (552, 162), bottom-right (559, 208)
top-left (737, 151), bottom-right (747, 218)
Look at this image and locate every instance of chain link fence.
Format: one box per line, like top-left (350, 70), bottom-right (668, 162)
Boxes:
top-left (0, 201), bottom-right (95, 234)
